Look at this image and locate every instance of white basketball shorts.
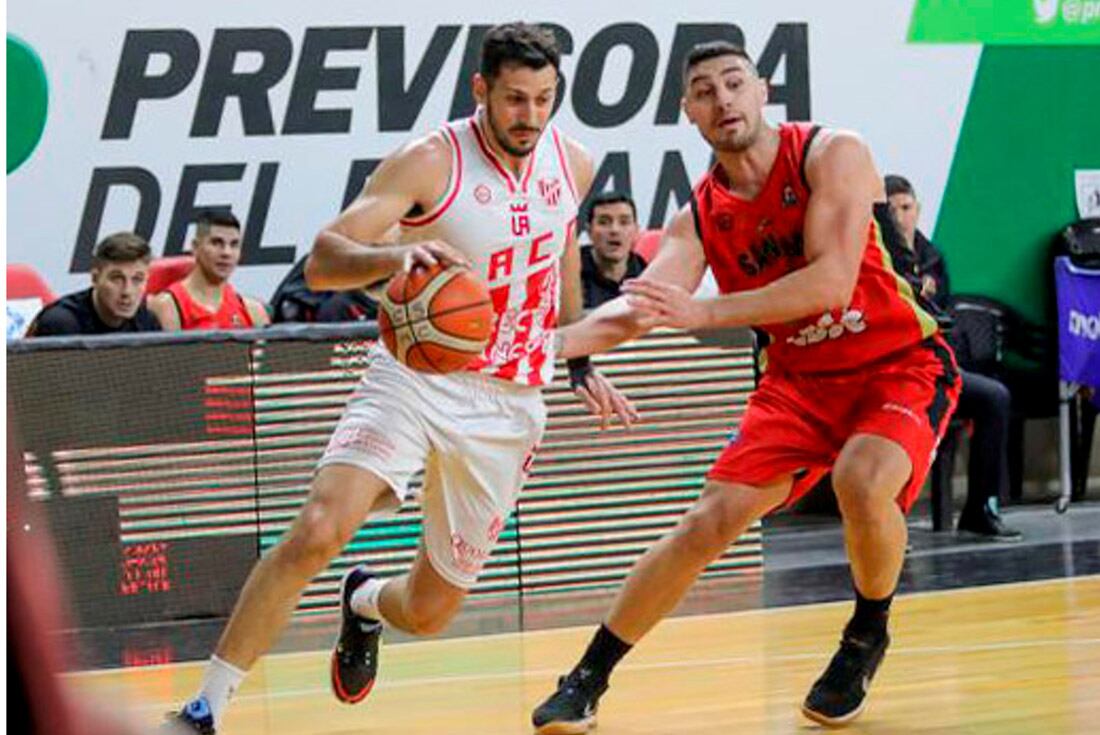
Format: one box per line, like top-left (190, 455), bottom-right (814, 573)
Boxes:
top-left (317, 345), bottom-right (546, 588)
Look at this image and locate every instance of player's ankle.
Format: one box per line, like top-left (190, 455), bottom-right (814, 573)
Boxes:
top-left (846, 588), bottom-right (893, 640)
top-left (197, 654), bottom-right (247, 726)
top-left (575, 624), bottom-right (632, 686)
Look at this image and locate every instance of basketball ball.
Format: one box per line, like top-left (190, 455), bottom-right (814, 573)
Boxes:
top-left (378, 264), bottom-right (494, 373)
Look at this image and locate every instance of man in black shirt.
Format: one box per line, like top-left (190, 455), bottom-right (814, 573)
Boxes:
top-left (580, 191), bottom-right (648, 308)
top-left (28, 232), bottom-right (162, 336)
top-left (885, 175), bottom-right (1020, 540)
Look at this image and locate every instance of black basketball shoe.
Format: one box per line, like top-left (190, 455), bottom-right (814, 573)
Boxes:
top-left (801, 629), bottom-right (890, 726)
top-left (531, 669), bottom-right (609, 735)
top-left (330, 565), bottom-right (384, 704)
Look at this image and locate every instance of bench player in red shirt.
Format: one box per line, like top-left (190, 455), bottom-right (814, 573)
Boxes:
top-left (532, 41), bottom-right (961, 732)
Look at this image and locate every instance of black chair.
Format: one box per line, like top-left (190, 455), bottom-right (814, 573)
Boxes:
top-left (929, 295), bottom-right (1059, 530)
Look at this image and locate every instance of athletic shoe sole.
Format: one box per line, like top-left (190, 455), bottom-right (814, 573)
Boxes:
top-left (532, 716), bottom-right (597, 735)
top-left (800, 698), bottom-right (867, 728)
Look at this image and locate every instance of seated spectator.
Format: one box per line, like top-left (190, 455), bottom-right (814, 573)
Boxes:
top-left (580, 191), bottom-right (648, 308)
top-left (27, 232), bottom-right (161, 336)
top-left (150, 210), bottom-right (270, 330)
top-left (886, 174), bottom-right (1021, 540)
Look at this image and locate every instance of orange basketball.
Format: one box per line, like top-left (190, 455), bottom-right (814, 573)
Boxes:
top-left (378, 263), bottom-right (494, 373)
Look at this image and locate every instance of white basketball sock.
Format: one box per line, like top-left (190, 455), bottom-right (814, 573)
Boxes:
top-left (350, 576), bottom-right (389, 622)
top-left (196, 654), bottom-right (247, 726)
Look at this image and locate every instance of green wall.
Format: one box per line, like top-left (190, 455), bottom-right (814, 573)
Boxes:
top-left (933, 45), bottom-right (1100, 324)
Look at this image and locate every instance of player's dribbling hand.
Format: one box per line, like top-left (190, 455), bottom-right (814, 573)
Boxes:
top-left (575, 369), bottom-right (639, 430)
top-left (404, 240), bottom-right (471, 271)
top-left (622, 278), bottom-right (711, 331)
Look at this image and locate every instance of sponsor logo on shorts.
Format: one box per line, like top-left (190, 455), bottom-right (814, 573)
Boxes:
top-left (882, 402), bottom-right (921, 425)
top-left (451, 532), bottom-right (491, 575)
top-left (451, 514), bottom-right (506, 577)
top-left (327, 424), bottom-right (397, 459)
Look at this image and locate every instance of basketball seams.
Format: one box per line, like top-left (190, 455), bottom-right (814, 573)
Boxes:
top-left (379, 264), bottom-right (491, 373)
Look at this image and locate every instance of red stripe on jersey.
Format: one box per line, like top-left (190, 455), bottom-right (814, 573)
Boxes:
top-left (464, 283), bottom-right (512, 374)
top-left (522, 263), bottom-right (559, 385)
top-left (469, 119), bottom-right (517, 195)
top-left (519, 139), bottom-right (538, 194)
top-left (400, 125), bottom-right (464, 227)
top-left (491, 263), bottom-right (556, 385)
top-left (551, 128), bottom-right (578, 204)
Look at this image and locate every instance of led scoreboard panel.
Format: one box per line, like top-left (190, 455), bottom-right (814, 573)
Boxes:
top-left (9, 325), bottom-right (760, 629)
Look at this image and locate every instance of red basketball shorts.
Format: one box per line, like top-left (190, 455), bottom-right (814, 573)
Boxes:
top-left (707, 335), bottom-right (961, 513)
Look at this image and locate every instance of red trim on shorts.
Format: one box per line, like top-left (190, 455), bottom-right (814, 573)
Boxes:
top-left (400, 125), bottom-right (463, 228)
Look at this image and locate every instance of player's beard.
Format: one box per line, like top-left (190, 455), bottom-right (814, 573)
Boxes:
top-left (709, 113), bottom-right (762, 153)
top-left (484, 101), bottom-right (542, 158)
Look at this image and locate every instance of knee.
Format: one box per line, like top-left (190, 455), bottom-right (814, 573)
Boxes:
top-left (988, 381), bottom-right (1012, 420)
top-left (277, 504), bottom-right (346, 573)
top-left (402, 593), bottom-right (461, 636)
top-left (674, 497), bottom-right (750, 560)
top-left (832, 458), bottom-right (897, 520)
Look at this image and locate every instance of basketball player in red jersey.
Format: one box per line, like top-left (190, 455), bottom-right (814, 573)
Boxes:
top-left (150, 210), bottom-right (270, 331)
top-left (167, 24), bottom-right (634, 734)
top-left (532, 41), bottom-right (961, 732)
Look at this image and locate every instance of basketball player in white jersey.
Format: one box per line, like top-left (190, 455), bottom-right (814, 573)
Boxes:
top-left (168, 23), bottom-right (636, 733)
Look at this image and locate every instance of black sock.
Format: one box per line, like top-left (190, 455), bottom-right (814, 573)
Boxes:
top-left (847, 588), bottom-right (892, 640)
top-left (574, 624), bottom-right (632, 686)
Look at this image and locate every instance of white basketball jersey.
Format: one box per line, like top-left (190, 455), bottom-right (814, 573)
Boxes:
top-left (398, 111), bottom-right (580, 387)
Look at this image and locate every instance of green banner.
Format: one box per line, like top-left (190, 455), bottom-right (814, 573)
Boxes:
top-left (7, 34), bottom-right (49, 174)
top-left (910, 0), bottom-right (1100, 44)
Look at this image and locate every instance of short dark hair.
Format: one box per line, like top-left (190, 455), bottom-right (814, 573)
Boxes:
top-left (683, 41), bottom-right (757, 83)
top-left (585, 191), bottom-right (638, 226)
top-left (91, 232), bottom-right (151, 267)
top-left (194, 208), bottom-right (241, 238)
top-left (885, 175), bottom-right (916, 198)
top-left (480, 22), bottom-right (561, 81)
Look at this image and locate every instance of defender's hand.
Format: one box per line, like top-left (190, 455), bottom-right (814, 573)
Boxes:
top-left (622, 279), bottom-right (711, 331)
top-left (575, 368), bottom-right (639, 430)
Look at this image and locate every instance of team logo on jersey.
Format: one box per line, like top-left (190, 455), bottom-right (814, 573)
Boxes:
top-left (716, 213), bottom-right (734, 231)
top-left (782, 185), bottom-right (798, 208)
top-left (537, 177), bottom-right (562, 208)
top-left (474, 184), bottom-right (492, 205)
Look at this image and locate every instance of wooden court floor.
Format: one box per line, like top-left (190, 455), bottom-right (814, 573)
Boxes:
top-left (71, 576), bottom-right (1100, 734)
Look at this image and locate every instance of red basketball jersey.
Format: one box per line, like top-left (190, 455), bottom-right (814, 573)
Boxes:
top-left (167, 281), bottom-right (255, 330)
top-left (692, 122), bottom-right (939, 375)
